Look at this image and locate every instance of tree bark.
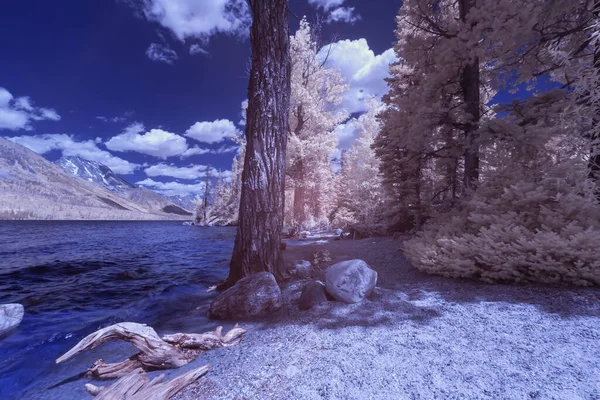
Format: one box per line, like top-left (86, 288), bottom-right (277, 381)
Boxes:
top-left (222, 0), bottom-right (291, 288)
top-left (459, 0), bottom-right (480, 189)
top-left (588, 0), bottom-right (600, 198)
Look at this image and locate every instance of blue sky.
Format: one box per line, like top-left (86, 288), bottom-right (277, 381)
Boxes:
top-left (0, 0), bottom-right (401, 196)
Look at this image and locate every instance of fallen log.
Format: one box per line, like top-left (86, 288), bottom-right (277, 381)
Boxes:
top-left (84, 366), bottom-right (209, 400)
top-left (56, 322), bottom-right (246, 379)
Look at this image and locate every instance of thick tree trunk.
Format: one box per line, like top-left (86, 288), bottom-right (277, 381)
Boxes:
top-left (459, 0), bottom-right (480, 189)
top-left (222, 0), bottom-right (291, 288)
top-left (588, 0), bottom-right (600, 198)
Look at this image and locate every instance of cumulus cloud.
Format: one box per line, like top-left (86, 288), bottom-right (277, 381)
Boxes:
top-left (185, 119), bottom-right (239, 144)
top-left (319, 39), bottom-right (396, 114)
top-left (6, 134), bottom-right (139, 174)
top-left (124, 0), bottom-right (250, 42)
top-left (326, 7), bottom-right (360, 24)
top-left (146, 43), bottom-right (178, 64)
top-left (189, 44), bottom-right (209, 55)
top-left (145, 163), bottom-right (207, 180)
top-left (136, 178), bottom-right (206, 197)
top-left (0, 87), bottom-right (61, 131)
top-left (105, 123), bottom-right (188, 158)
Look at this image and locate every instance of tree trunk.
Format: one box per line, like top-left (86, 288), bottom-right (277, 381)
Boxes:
top-left (222, 0), bottom-right (291, 289)
top-left (459, 0), bottom-right (480, 190)
top-left (588, 0), bottom-right (600, 198)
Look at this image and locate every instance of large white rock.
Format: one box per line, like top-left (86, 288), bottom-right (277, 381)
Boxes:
top-left (325, 260), bottom-right (377, 304)
top-left (208, 272), bottom-right (282, 319)
top-left (0, 304), bottom-right (24, 335)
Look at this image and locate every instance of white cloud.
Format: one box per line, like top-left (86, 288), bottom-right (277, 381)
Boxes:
top-left (181, 145), bottom-right (210, 157)
top-left (136, 178), bottom-right (206, 197)
top-left (106, 124), bottom-right (189, 158)
top-left (96, 112), bottom-right (132, 123)
top-left (190, 44), bottom-right (209, 55)
top-left (146, 43), bottom-right (178, 64)
top-left (185, 119), bottom-right (239, 144)
top-left (145, 163), bottom-right (207, 179)
top-left (14, 97), bottom-right (34, 111)
top-left (6, 134), bottom-right (140, 174)
top-left (308, 0), bottom-right (359, 24)
top-left (0, 87), bottom-right (62, 131)
top-left (319, 39), bottom-right (396, 114)
top-left (326, 7), bottom-right (360, 24)
top-left (37, 108), bottom-right (61, 121)
top-left (333, 118), bottom-right (361, 149)
top-left (129, 0), bottom-right (250, 42)
top-left (238, 99), bottom-right (248, 126)
top-left (308, 0), bottom-right (345, 11)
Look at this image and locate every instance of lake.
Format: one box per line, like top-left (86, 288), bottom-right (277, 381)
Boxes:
top-left (0, 221), bottom-right (236, 399)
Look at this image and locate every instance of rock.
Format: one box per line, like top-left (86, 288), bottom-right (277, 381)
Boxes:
top-left (208, 272), bottom-right (281, 319)
top-left (334, 228), bottom-right (343, 236)
top-left (300, 231), bottom-right (310, 239)
top-left (0, 304), bottom-right (24, 336)
top-left (325, 259), bottom-right (377, 304)
top-left (298, 281), bottom-right (328, 310)
top-left (291, 260), bottom-right (312, 278)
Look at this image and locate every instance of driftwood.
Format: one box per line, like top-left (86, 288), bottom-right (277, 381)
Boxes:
top-left (84, 366), bottom-right (209, 400)
top-left (56, 322), bottom-right (246, 379)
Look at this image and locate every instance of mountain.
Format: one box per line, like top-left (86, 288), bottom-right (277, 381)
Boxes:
top-left (56, 156), bottom-right (135, 195)
top-left (55, 156), bottom-right (193, 216)
top-left (0, 138), bottom-right (188, 220)
top-left (126, 187), bottom-right (192, 216)
top-left (165, 195), bottom-right (199, 212)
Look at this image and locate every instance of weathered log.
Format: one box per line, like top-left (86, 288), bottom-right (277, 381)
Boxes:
top-left (84, 366), bottom-right (209, 400)
top-left (162, 324), bottom-right (246, 350)
top-left (56, 322), bottom-right (246, 379)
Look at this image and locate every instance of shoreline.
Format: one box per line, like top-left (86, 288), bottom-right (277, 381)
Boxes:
top-left (173, 236), bottom-right (600, 400)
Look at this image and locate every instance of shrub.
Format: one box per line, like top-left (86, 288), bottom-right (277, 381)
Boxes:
top-left (404, 166), bottom-right (600, 286)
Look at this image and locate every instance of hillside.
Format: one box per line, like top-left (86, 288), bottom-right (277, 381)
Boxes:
top-left (0, 138), bottom-right (189, 220)
top-left (55, 156), bottom-right (193, 216)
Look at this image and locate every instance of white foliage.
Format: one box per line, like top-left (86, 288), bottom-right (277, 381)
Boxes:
top-left (405, 163), bottom-right (600, 286)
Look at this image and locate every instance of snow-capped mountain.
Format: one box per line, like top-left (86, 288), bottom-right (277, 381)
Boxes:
top-left (56, 156), bottom-right (136, 195)
top-left (0, 138), bottom-right (188, 220)
top-left (55, 156), bottom-right (193, 216)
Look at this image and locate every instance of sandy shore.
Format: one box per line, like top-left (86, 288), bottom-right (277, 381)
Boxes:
top-left (171, 236), bottom-right (600, 400)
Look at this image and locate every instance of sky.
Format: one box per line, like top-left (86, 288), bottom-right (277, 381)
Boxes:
top-left (0, 0), bottom-right (401, 197)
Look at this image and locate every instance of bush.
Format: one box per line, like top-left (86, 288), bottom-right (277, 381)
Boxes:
top-left (404, 166), bottom-right (600, 286)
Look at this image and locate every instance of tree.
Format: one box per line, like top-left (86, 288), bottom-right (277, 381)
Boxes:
top-left (333, 98), bottom-right (384, 229)
top-left (221, 0), bottom-right (291, 288)
top-left (285, 18), bottom-right (348, 231)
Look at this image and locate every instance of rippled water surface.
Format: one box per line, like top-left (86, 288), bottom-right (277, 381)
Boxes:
top-left (0, 221), bottom-right (236, 399)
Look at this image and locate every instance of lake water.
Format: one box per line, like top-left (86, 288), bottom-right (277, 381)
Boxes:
top-left (0, 221), bottom-right (236, 399)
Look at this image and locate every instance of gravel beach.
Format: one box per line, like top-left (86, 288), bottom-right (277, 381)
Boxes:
top-left (174, 237), bottom-right (600, 400)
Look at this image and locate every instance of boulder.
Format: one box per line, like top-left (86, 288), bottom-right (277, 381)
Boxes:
top-left (291, 260), bottom-right (312, 278)
top-left (298, 281), bottom-right (329, 310)
top-left (208, 272), bottom-right (281, 319)
top-left (325, 260), bottom-right (377, 304)
top-left (0, 304), bottom-right (24, 336)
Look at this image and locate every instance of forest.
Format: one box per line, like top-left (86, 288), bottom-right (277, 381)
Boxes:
top-left (198, 0), bottom-right (600, 287)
